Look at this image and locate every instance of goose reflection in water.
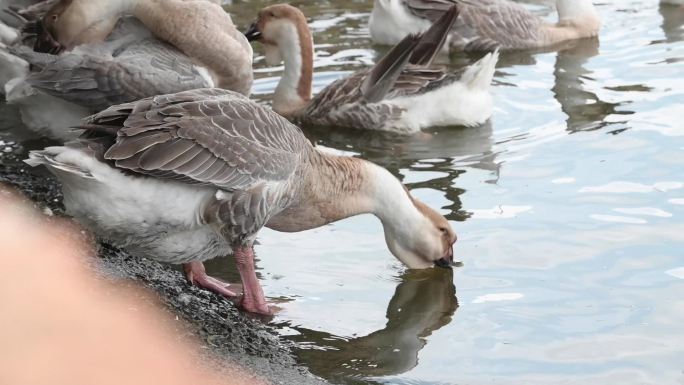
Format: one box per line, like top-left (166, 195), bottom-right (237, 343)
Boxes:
top-left (551, 38), bottom-right (633, 133)
top-left (287, 268), bottom-right (457, 382)
top-left (659, 2), bottom-right (684, 43)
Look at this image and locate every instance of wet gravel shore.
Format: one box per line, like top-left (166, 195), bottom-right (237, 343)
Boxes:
top-left (0, 133), bottom-right (328, 385)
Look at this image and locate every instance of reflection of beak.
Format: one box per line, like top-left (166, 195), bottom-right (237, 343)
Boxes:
top-left (434, 245), bottom-right (457, 269)
top-left (244, 22), bottom-right (262, 42)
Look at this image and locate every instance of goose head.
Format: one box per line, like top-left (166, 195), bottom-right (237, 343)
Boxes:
top-left (36, 0), bottom-right (123, 52)
top-left (383, 193), bottom-right (457, 269)
top-left (244, 4), bottom-right (314, 116)
top-left (244, 4), bottom-right (312, 65)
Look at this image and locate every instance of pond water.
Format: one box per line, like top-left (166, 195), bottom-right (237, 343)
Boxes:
top-left (3, 0), bottom-right (684, 384)
top-left (220, 1), bottom-right (684, 383)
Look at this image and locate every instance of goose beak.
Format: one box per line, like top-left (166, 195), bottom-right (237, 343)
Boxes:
top-left (434, 245), bottom-right (456, 269)
top-left (244, 22), bottom-right (262, 42)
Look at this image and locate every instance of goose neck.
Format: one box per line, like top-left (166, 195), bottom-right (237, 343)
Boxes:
top-left (307, 151), bottom-right (423, 230)
top-left (272, 20), bottom-right (313, 117)
top-left (556, 0), bottom-right (599, 22)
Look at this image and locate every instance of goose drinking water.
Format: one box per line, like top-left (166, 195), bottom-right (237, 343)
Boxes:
top-left (26, 88), bottom-right (458, 315)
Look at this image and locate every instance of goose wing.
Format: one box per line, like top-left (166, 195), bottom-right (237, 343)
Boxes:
top-left (82, 88), bottom-right (310, 192)
top-left (17, 37), bottom-right (212, 111)
top-left (306, 6), bottom-right (458, 123)
top-left (405, 0), bottom-right (543, 51)
top-left (361, 4), bottom-right (459, 102)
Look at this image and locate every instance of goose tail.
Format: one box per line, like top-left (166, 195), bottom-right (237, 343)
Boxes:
top-left (462, 49), bottom-right (499, 90)
top-left (25, 147), bottom-right (94, 179)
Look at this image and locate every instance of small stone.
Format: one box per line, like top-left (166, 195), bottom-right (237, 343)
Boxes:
top-left (177, 293), bottom-right (192, 305)
top-left (42, 207), bottom-right (54, 216)
top-left (3, 147), bottom-right (12, 153)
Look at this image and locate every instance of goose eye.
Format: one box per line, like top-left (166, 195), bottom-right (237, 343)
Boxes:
top-left (439, 227), bottom-right (448, 235)
top-left (51, 14), bottom-right (58, 22)
top-left (268, 11), bottom-right (276, 18)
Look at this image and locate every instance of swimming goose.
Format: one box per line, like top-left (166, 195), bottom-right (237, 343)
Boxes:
top-left (3, 0), bottom-right (251, 140)
top-left (369, 0), bottom-right (601, 52)
top-left (245, 4), bottom-right (497, 134)
top-left (25, 88), bottom-right (458, 315)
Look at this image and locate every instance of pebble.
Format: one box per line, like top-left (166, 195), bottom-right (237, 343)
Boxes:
top-left (177, 293), bottom-right (192, 305)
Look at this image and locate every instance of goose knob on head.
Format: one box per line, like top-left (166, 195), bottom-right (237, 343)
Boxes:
top-left (244, 4), bottom-right (498, 134)
top-left (25, 88), bottom-right (457, 315)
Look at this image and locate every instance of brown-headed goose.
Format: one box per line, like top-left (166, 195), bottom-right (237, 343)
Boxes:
top-left (369, 0), bottom-right (601, 52)
top-left (2, 0), bottom-right (252, 140)
top-left (245, 4), bottom-right (498, 134)
top-left (25, 88), bottom-right (458, 315)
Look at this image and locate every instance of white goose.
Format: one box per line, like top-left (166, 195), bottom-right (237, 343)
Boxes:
top-left (26, 88), bottom-right (458, 315)
top-left (245, 4), bottom-right (498, 134)
top-left (3, 0), bottom-right (252, 140)
top-left (369, 0), bottom-right (601, 52)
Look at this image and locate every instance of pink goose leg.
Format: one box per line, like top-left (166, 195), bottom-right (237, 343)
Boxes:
top-left (183, 261), bottom-right (240, 298)
top-left (233, 246), bottom-right (273, 315)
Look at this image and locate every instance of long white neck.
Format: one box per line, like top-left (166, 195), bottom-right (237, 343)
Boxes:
top-left (367, 164), bottom-right (424, 228)
top-left (556, 0), bottom-right (599, 22)
top-left (271, 21), bottom-right (313, 117)
top-left (313, 153), bottom-right (423, 232)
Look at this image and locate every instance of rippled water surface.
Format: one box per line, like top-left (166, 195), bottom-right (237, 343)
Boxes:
top-left (5, 0), bottom-right (684, 384)
top-left (225, 1), bottom-right (684, 383)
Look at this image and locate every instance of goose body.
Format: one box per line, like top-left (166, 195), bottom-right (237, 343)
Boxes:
top-left (4, 0), bottom-right (251, 140)
top-left (246, 4), bottom-right (497, 134)
top-left (40, 0), bottom-right (253, 94)
top-left (369, 0), bottom-right (601, 52)
top-left (26, 88), bottom-right (457, 314)
top-left (5, 18), bottom-right (213, 140)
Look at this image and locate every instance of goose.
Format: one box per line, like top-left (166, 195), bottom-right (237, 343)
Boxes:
top-left (0, 0), bottom-right (47, 93)
top-left (369, 0), bottom-right (601, 52)
top-left (2, 0), bottom-right (252, 140)
top-left (244, 4), bottom-right (497, 134)
top-left (6, 18), bottom-right (214, 140)
top-left (25, 88), bottom-right (458, 315)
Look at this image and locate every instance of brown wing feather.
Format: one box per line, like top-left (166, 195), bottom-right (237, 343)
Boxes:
top-left (82, 88), bottom-right (310, 191)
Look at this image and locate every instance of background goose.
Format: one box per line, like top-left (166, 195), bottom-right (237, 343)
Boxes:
top-left (2, 0), bottom-right (251, 140)
top-left (25, 88), bottom-right (457, 315)
top-left (37, 0), bottom-right (253, 94)
top-left (0, 0), bottom-right (53, 92)
top-left (6, 18), bottom-right (213, 140)
top-left (245, 4), bottom-right (498, 134)
top-left (369, 0), bottom-right (601, 52)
